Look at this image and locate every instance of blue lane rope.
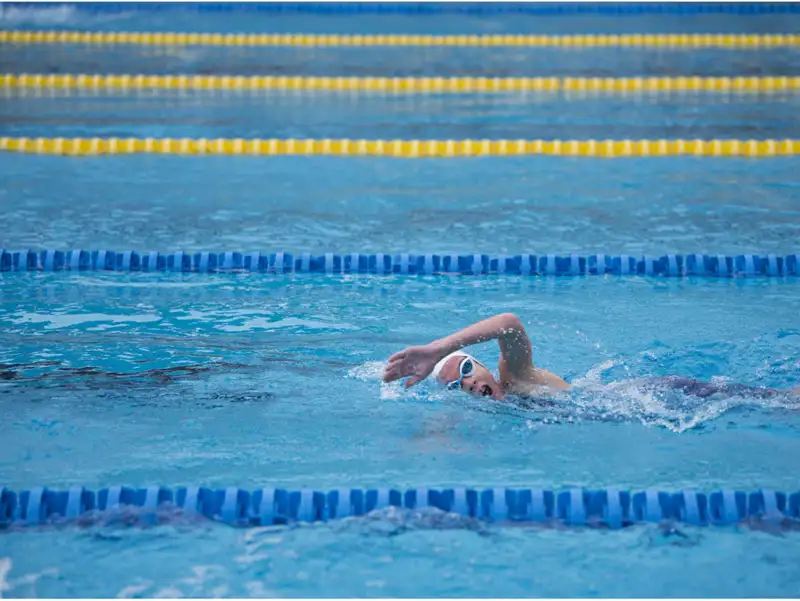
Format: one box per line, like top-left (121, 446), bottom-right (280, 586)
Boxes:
top-left (8, 2), bottom-right (800, 15)
top-left (1, 250), bottom-right (798, 277)
top-left (1, 486), bottom-right (797, 528)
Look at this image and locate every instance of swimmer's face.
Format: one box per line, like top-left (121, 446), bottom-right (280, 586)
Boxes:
top-left (437, 355), bottom-right (505, 401)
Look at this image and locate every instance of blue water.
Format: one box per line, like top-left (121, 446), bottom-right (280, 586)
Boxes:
top-left (4, 91), bottom-right (800, 139)
top-left (1, 275), bottom-right (800, 596)
top-left (1, 3), bottom-right (800, 598)
top-left (2, 155), bottom-right (798, 255)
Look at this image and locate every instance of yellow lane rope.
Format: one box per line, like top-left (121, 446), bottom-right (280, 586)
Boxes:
top-left (1, 137), bottom-right (797, 157)
top-left (4, 74), bottom-right (800, 94)
top-left (1, 30), bottom-right (799, 48)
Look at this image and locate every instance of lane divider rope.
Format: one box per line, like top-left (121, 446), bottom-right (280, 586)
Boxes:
top-left (4, 74), bottom-right (800, 94)
top-left (1, 486), bottom-right (796, 528)
top-left (1, 137), bottom-right (798, 157)
top-left (2, 251), bottom-right (798, 277)
top-left (2, 31), bottom-right (799, 48)
top-left (32, 2), bottom-right (800, 15)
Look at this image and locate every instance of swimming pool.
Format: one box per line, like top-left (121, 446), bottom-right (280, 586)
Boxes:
top-left (1, 2), bottom-right (800, 598)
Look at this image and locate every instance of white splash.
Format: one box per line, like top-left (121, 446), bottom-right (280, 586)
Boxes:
top-left (567, 361), bottom-right (800, 433)
top-left (348, 361), bottom-right (431, 401)
top-left (0, 558), bottom-right (11, 599)
top-left (347, 361), bottom-right (385, 382)
top-left (379, 382), bottom-right (405, 400)
top-left (571, 358), bottom-right (619, 387)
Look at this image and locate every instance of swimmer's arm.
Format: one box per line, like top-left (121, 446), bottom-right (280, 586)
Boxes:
top-left (434, 313), bottom-right (533, 376)
top-left (432, 313), bottom-right (569, 389)
top-left (383, 313), bottom-right (533, 387)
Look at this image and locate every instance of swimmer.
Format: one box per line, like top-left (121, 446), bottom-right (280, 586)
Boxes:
top-left (382, 312), bottom-right (800, 401)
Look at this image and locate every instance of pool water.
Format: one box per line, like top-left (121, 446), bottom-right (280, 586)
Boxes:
top-left (2, 275), bottom-right (800, 596)
top-left (1, 3), bottom-right (800, 598)
top-left (3, 155), bottom-right (799, 256)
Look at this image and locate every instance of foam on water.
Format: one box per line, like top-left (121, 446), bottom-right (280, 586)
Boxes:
top-left (569, 378), bottom-right (799, 433)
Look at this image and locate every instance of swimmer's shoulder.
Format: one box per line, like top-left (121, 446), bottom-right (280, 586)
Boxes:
top-left (502, 363), bottom-right (570, 391)
top-left (534, 368), bottom-right (571, 390)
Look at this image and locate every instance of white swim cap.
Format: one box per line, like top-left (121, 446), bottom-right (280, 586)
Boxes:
top-left (431, 351), bottom-right (481, 386)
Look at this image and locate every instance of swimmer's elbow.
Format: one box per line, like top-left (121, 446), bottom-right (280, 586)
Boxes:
top-left (497, 312), bottom-right (524, 333)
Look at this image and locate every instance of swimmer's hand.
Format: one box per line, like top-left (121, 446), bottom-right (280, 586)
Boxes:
top-left (383, 344), bottom-right (442, 388)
